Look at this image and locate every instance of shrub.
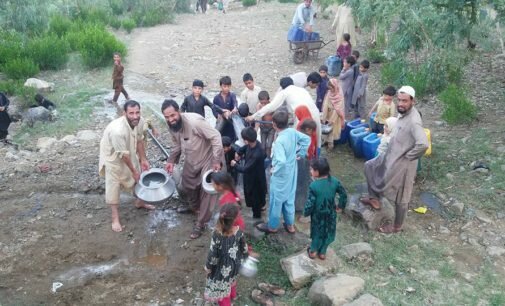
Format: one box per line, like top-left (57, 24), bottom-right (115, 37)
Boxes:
top-left (122, 18), bottom-right (136, 33)
top-left (78, 25), bottom-right (126, 68)
top-left (278, 0), bottom-right (297, 3)
top-left (0, 80), bottom-right (36, 108)
top-left (380, 60), bottom-right (406, 88)
top-left (26, 34), bottom-right (70, 70)
top-left (439, 84), bottom-right (477, 124)
top-left (65, 31), bottom-right (83, 51)
top-left (49, 15), bottom-right (73, 37)
top-left (109, 17), bottom-right (122, 30)
top-left (109, 0), bottom-right (125, 15)
top-left (366, 48), bottom-right (386, 63)
top-left (242, 0), bottom-right (257, 7)
top-left (0, 30), bottom-right (24, 66)
top-left (143, 10), bottom-right (166, 27)
top-left (405, 65), bottom-right (430, 98)
top-left (2, 58), bottom-right (40, 80)
top-left (76, 6), bottom-right (110, 25)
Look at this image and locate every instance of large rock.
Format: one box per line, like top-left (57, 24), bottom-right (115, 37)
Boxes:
top-left (308, 274), bottom-right (365, 306)
top-left (487, 246), bottom-right (505, 257)
top-left (344, 194), bottom-right (394, 230)
top-left (24, 78), bottom-right (54, 91)
top-left (60, 135), bottom-right (77, 144)
top-left (24, 106), bottom-right (53, 127)
top-left (76, 130), bottom-right (99, 141)
top-left (37, 137), bottom-right (58, 151)
top-left (340, 242), bottom-right (373, 260)
top-left (280, 248), bottom-right (339, 289)
top-left (343, 293), bottom-right (383, 306)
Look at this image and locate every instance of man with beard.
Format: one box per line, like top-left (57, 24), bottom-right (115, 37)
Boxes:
top-left (161, 99), bottom-right (224, 239)
top-left (360, 86), bottom-right (428, 233)
top-left (99, 100), bottom-right (155, 232)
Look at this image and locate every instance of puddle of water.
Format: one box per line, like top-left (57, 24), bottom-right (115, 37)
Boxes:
top-left (147, 209), bottom-right (179, 234)
top-left (419, 191), bottom-right (442, 214)
top-left (54, 259), bottom-right (124, 290)
top-left (136, 254), bottom-right (168, 268)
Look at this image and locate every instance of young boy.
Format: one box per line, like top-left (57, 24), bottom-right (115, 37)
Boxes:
top-left (339, 55), bottom-right (356, 119)
top-left (181, 79), bottom-right (225, 118)
top-left (222, 136), bottom-right (238, 182)
top-left (256, 110), bottom-right (310, 233)
top-left (111, 52), bottom-right (130, 113)
top-left (231, 127), bottom-right (267, 219)
top-left (299, 119), bottom-right (317, 160)
top-left (368, 86), bottom-right (396, 133)
top-left (213, 76), bottom-right (238, 141)
top-left (351, 60), bottom-right (370, 119)
top-left (240, 73), bottom-right (262, 114)
top-left (316, 65), bottom-right (329, 112)
top-left (256, 90), bottom-right (275, 157)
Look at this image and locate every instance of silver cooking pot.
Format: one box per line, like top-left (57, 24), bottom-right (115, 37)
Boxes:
top-left (135, 168), bottom-right (175, 204)
top-left (134, 130), bottom-right (175, 204)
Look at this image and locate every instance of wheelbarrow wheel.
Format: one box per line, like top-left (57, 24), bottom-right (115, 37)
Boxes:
top-left (293, 50), bottom-right (305, 64)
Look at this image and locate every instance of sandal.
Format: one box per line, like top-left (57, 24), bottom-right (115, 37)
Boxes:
top-left (256, 223), bottom-right (277, 234)
top-left (307, 247), bottom-right (316, 259)
top-left (283, 222), bottom-right (296, 234)
top-left (251, 289), bottom-right (274, 306)
top-left (318, 254), bottom-right (326, 260)
top-left (190, 226), bottom-right (203, 239)
top-left (258, 283), bottom-right (285, 296)
top-left (378, 224), bottom-right (402, 234)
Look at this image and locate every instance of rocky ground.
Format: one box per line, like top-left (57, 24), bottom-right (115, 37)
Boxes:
top-left (1, 1), bottom-right (505, 305)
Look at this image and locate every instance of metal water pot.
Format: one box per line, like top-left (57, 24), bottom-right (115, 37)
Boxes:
top-left (134, 130), bottom-right (175, 204)
top-left (134, 168), bottom-right (175, 204)
top-left (239, 256), bottom-right (259, 278)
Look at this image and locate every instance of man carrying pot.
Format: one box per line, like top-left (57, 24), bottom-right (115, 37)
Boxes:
top-left (161, 99), bottom-right (224, 239)
top-left (99, 100), bottom-right (155, 233)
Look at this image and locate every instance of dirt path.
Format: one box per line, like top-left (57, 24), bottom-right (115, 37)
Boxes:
top-left (127, 2), bottom-right (336, 96)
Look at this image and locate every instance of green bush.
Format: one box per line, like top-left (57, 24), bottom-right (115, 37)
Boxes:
top-left (278, 0), bottom-right (297, 3)
top-left (122, 18), bottom-right (136, 33)
top-left (78, 25), bottom-right (126, 68)
top-left (439, 84), bottom-right (477, 124)
top-left (76, 6), bottom-right (110, 25)
top-left (405, 66), bottom-right (429, 98)
top-left (242, 0), bottom-right (257, 7)
top-left (26, 34), bottom-right (70, 70)
top-left (0, 80), bottom-right (36, 107)
top-left (2, 58), bottom-right (40, 80)
top-left (109, 17), bottom-right (122, 30)
top-left (366, 48), bottom-right (386, 63)
top-left (65, 31), bottom-right (83, 51)
top-left (380, 60), bottom-right (406, 88)
top-left (0, 30), bottom-right (24, 66)
top-left (49, 15), bottom-right (73, 37)
top-left (109, 0), bottom-right (125, 15)
top-left (142, 10), bottom-right (166, 27)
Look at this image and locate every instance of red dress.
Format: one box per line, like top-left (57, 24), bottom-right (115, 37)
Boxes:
top-left (219, 191), bottom-right (245, 230)
top-left (295, 105), bottom-right (317, 160)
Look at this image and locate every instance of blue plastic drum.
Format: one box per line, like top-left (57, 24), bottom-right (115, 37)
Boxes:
top-left (326, 56), bottom-right (342, 77)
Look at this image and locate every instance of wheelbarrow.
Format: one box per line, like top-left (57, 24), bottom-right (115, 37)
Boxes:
top-left (289, 38), bottom-right (335, 64)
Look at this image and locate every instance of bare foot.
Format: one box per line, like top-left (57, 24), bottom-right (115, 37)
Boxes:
top-left (135, 200), bottom-right (155, 210)
top-left (112, 221), bottom-right (124, 232)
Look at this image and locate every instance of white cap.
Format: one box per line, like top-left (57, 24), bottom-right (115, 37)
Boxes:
top-left (398, 86), bottom-right (416, 98)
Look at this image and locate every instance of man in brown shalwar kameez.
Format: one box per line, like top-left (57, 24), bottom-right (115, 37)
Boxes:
top-left (361, 86), bottom-right (428, 233)
top-left (161, 99), bottom-right (224, 239)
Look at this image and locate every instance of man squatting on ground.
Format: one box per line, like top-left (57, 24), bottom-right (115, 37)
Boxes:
top-left (99, 100), bottom-right (155, 232)
top-left (161, 99), bottom-right (225, 239)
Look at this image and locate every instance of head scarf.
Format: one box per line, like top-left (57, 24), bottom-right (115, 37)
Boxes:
top-left (327, 78), bottom-right (343, 110)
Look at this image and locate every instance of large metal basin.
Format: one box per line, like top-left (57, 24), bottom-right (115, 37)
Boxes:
top-left (135, 168), bottom-right (175, 204)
